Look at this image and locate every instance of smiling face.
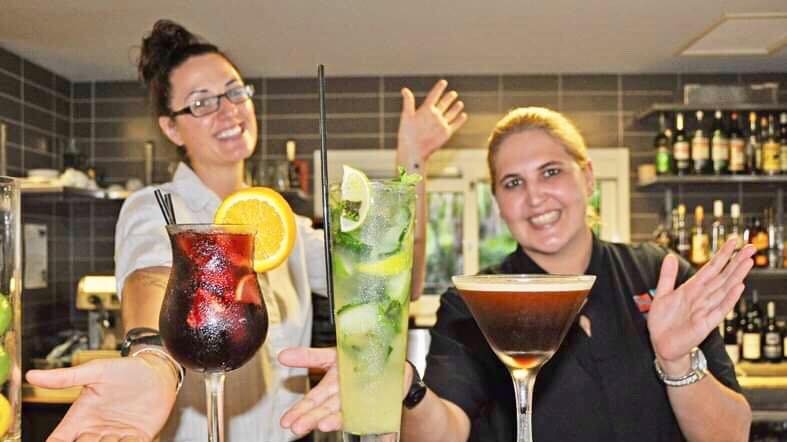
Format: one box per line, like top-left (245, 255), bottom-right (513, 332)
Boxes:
top-left (158, 53), bottom-right (257, 169)
top-left (493, 129), bottom-right (595, 258)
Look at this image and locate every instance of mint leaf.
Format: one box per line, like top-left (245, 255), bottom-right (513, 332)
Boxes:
top-left (395, 166), bottom-right (422, 185)
top-left (379, 299), bottom-right (403, 334)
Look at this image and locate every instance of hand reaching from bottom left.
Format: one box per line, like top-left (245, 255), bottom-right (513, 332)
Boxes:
top-left (25, 353), bottom-right (177, 441)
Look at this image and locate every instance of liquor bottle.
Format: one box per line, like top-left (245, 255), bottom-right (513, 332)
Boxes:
top-left (728, 112), bottom-right (746, 174)
top-left (749, 216), bottom-right (769, 268)
top-left (727, 203), bottom-right (744, 251)
top-left (285, 140), bottom-right (301, 190)
top-left (673, 112), bottom-right (691, 175)
top-left (765, 208), bottom-right (781, 269)
top-left (710, 110), bottom-right (729, 174)
top-left (741, 290), bottom-right (762, 362)
top-left (690, 205), bottom-right (710, 266)
top-left (710, 200), bottom-right (726, 255)
top-left (675, 204), bottom-right (691, 260)
top-left (653, 211), bottom-right (672, 250)
top-left (669, 208), bottom-right (680, 251)
top-left (762, 115), bottom-right (781, 176)
top-left (655, 113), bottom-right (673, 175)
top-left (780, 112), bottom-right (787, 174)
top-left (723, 308), bottom-right (740, 364)
top-left (745, 112), bottom-right (760, 175)
top-left (737, 298), bottom-right (748, 346)
top-left (691, 111), bottom-right (711, 174)
top-left (762, 301), bottom-right (783, 363)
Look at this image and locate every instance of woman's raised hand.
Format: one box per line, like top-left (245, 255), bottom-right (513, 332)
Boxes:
top-left (648, 238), bottom-right (755, 366)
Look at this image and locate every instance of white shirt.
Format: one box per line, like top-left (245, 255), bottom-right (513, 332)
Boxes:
top-left (115, 163), bottom-right (326, 442)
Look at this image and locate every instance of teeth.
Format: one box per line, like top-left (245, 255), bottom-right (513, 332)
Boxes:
top-left (217, 126), bottom-right (242, 139)
top-left (529, 210), bottom-right (559, 226)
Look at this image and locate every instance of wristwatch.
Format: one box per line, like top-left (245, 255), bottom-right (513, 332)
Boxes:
top-left (654, 347), bottom-right (708, 387)
top-left (403, 360), bottom-right (427, 409)
top-left (121, 327), bottom-right (184, 393)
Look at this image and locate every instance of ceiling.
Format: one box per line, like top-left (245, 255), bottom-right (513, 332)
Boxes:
top-left (1, 0), bottom-right (786, 82)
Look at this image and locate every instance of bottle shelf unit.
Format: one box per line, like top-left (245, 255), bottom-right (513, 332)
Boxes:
top-left (748, 268), bottom-right (787, 279)
top-left (637, 103), bottom-right (787, 121)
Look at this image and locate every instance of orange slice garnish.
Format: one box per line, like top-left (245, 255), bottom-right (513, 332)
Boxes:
top-left (214, 187), bottom-right (297, 273)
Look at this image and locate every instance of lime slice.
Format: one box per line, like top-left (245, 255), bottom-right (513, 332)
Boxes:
top-left (357, 250), bottom-right (411, 276)
top-left (340, 165), bottom-right (371, 232)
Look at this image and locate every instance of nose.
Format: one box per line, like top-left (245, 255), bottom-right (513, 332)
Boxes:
top-left (525, 180), bottom-right (546, 207)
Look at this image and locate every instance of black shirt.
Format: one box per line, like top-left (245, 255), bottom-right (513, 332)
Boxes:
top-left (424, 237), bottom-right (741, 442)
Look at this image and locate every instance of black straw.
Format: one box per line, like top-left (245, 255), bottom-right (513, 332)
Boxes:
top-left (154, 189), bottom-right (176, 225)
top-left (318, 65), bottom-right (335, 324)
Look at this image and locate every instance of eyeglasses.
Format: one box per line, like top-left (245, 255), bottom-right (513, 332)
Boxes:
top-left (170, 84), bottom-right (255, 118)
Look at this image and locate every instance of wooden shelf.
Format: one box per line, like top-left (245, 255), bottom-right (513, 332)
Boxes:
top-left (637, 103), bottom-right (787, 121)
top-left (637, 175), bottom-right (787, 189)
top-left (748, 269), bottom-right (787, 279)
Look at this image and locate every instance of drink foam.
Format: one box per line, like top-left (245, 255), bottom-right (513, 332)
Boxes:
top-left (452, 274), bottom-right (596, 292)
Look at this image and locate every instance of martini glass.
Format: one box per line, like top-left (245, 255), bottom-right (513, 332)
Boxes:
top-left (452, 274), bottom-right (595, 442)
top-left (159, 224), bottom-right (268, 442)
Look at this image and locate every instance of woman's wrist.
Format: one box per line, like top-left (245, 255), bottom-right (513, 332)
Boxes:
top-left (133, 347), bottom-right (184, 393)
top-left (654, 352), bottom-right (692, 378)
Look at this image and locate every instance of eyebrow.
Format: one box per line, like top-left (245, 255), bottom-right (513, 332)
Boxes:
top-left (498, 160), bottom-right (565, 184)
top-left (183, 79), bottom-right (241, 101)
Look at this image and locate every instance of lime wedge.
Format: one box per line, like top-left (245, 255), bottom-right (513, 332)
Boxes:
top-left (340, 165), bottom-right (371, 232)
top-left (357, 250), bottom-right (412, 276)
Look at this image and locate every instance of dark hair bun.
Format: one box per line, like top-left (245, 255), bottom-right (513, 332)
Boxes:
top-left (138, 20), bottom-right (201, 86)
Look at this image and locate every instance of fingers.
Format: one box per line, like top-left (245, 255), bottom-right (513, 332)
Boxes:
top-left (422, 79), bottom-right (448, 107)
top-left (436, 90), bottom-right (459, 112)
top-left (705, 283), bottom-right (746, 330)
top-left (280, 368), bottom-right (339, 428)
top-left (288, 395), bottom-right (342, 436)
top-left (700, 255), bottom-right (754, 313)
top-left (443, 100), bottom-right (465, 123)
top-left (449, 111), bottom-right (469, 133)
top-left (27, 362), bottom-right (102, 389)
top-left (655, 254), bottom-right (679, 298)
top-left (278, 347), bottom-right (337, 370)
top-left (700, 244), bottom-right (755, 297)
top-left (400, 88), bottom-right (416, 116)
top-left (692, 238), bottom-right (738, 287)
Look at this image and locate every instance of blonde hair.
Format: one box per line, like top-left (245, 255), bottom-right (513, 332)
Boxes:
top-left (486, 107), bottom-right (599, 228)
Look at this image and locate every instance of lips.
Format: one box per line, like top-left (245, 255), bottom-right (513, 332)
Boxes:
top-left (528, 210), bottom-right (560, 227)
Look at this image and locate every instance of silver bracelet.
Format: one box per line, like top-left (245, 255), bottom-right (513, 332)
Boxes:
top-left (131, 347), bottom-right (185, 393)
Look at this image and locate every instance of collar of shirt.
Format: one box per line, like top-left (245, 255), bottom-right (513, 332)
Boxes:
top-left (171, 162), bottom-right (222, 214)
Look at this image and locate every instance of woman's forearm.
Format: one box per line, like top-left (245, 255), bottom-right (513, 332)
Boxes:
top-left (401, 389), bottom-right (470, 442)
top-left (120, 266), bottom-right (170, 332)
top-left (666, 374), bottom-right (751, 441)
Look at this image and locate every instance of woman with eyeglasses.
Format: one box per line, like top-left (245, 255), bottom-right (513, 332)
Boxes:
top-left (25, 19), bottom-right (467, 442)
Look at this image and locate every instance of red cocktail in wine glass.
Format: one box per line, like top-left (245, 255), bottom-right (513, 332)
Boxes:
top-left (160, 224), bottom-right (267, 442)
top-left (452, 274), bottom-right (595, 442)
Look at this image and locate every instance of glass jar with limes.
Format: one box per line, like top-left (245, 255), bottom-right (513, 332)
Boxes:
top-left (0, 177), bottom-right (21, 440)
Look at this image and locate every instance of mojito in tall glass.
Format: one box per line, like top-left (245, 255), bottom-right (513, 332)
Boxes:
top-left (329, 166), bottom-right (418, 439)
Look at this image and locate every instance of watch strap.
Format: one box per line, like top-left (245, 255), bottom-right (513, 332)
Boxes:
top-left (654, 347), bottom-right (708, 387)
top-left (403, 360), bottom-right (427, 409)
top-left (120, 327), bottom-right (163, 356)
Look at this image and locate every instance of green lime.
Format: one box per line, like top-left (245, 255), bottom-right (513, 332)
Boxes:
top-left (0, 345), bottom-right (10, 385)
top-left (0, 295), bottom-right (11, 336)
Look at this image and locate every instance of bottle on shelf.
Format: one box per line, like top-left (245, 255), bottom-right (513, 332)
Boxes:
top-left (780, 112), bottom-right (787, 174)
top-left (673, 112), bottom-right (691, 176)
top-left (655, 112), bottom-right (673, 175)
top-left (728, 111), bottom-right (747, 175)
top-left (727, 203), bottom-right (744, 251)
top-left (710, 110), bottom-right (729, 175)
top-left (691, 110), bottom-right (711, 174)
top-left (710, 200), bottom-right (726, 255)
top-left (745, 112), bottom-right (761, 175)
top-left (690, 205), bottom-right (710, 266)
top-left (762, 114), bottom-right (781, 176)
top-left (652, 211), bottom-right (672, 250)
top-left (285, 140), bottom-right (301, 190)
top-left (723, 308), bottom-right (740, 365)
top-left (675, 204), bottom-right (691, 260)
top-left (749, 215), bottom-right (769, 268)
top-left (737, 298), bottom-right (748, 348)
top-left (762, 301), bottom-right (783, 363)
top-left (741, 290), bottom-right (762, 362)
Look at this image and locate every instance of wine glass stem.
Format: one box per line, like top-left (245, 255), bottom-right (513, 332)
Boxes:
top-left (510, 368), bottom-right (538, 442)
top-left (205, 371), bottom-right (226, 442)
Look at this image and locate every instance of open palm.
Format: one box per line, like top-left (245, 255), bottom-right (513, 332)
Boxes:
top-left (397, 80), bottom-right (468, 162)
top-left (648, 239), bottom-right (755, 363)
top-left (26, 356), bottom-right (176, 441)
